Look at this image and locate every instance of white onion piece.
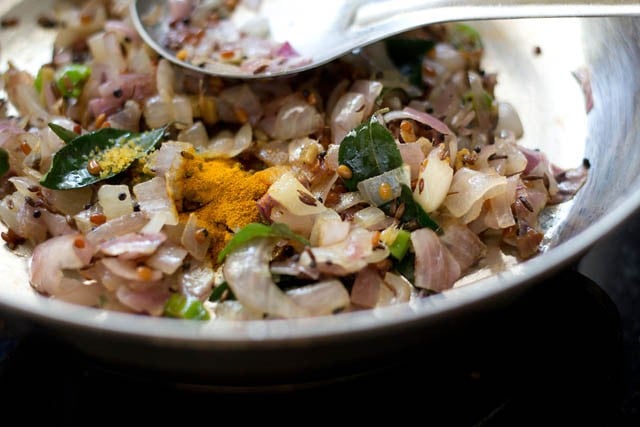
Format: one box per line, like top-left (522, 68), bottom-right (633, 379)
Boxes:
top-left (219, 84), bottom-right (263, 125)
top-left (98, 184), bottom-right (133, 220)
top-left (42, 211), bottom-right (75, 237)
top-left (350, 80), bottom-right (384, 117)
top-left (496, 102), bottom-right (524, 138)
top-left (0, 193), bottom-right (23, 233)
top-left (156, 59), bottom-right (175, 98)
top-left (353, 206), bottom-right (386, 229)
top-left (300, 228), bottom-right (375, 275)
top-left (351, 266), bottom-right (385, 308)
top-left (102, 257), bottom-right (163, 282)
top-left (272, 95), bottom-right (323, 141)
top-left (133, 177), bottom-right (179, 226)
top-left (357, 165), bottom-right (411, 207)
top-left (146, 243), bottom-right (188, 274)
top-left (181, 213), bottom-right (210, 261)
top-left (383, 272), bottom-right (412, 303)
top-left (287, 280), bottom-right (350, 316)
top-left (384, 106), bottom-right (451, 135)
top-left (485, 175), bottom-right (518, 229)
top-left (179, 260), bottom-right (216, 301)
top-left (44, 187), bottom-right (93, 216)
top-left (439, 221), bottom-right (486, 271)
top-left (444, 167), bottom-right (507, 222)
top-left (324, 144), bottom-right (340, 171)
top-left (411, 228), bottom-right (461, 292)
top-left (223, 237), bottom-right (307, 318)
top-left (116, 285), bottom-right (169, 316)
top-left (30, 234), bottom-right (95, 295)
top-left (397, 140), bottom-right (427, 180)
top-left (267, 171), bottom-right (326, 216)
top-left (309, 210), bottom-right (349, 247)
top-left (144, 95), bottom-right (173, 129)
top-left (108, 100), bottom-right (142, 132)
top-left (55, 282), bottom-right (103, 307)
top-left (414, 144), bottom-right (453, 213)
top-left (150, 141), bottom-right (191, 179)
top-left (98, 232), bottom-right (166, 259)
top-left (178, 121), bottom-right (209, 146)
top-left (172, 95), bottom-right (193, 126)
top-left (86, 212), bottom-right (148, 245)
top-left (330, 92), bottom-right (365, 144)
top-left (202, 122), bottom-right (253, 158)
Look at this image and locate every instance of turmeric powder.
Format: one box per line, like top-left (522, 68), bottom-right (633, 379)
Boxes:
top-left (177, 153), bottom-right (286, 261)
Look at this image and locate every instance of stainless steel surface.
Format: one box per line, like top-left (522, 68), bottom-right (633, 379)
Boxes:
top-left (1, 0), bottom-right (640, 380)
top-left (131, 0), bottom-right (640, 79)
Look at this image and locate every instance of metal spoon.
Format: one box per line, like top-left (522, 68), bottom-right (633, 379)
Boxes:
top-left (130, 0), bottom-right (640, 79)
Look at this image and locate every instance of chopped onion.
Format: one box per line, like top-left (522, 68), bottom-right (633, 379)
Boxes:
top-left (98, 232), bottom-right (166, 259)
top-left (350, 266), bottom-right (385, 308)
top-left (300, 228), bottom-right (375, 275)
top-left (223, 237), bottom-right (307, 318)
top-left (444, 167), bottom-right (508, 222)
top-left (86, 212), bottom-right (148, 245)
top-left (353, 206), bottom-right (386, 229)
top-left (413, 144), bottom-right (453, 213)
top-left (178, 121), bottom-right (209, 146)
top-left (132, 177), bottom-right (179, 226)
top-left (146, 243), bottom-right (188, 274)
top-left (309, 210), bottom-right (349, 247)
top-left (287, 280), bottom-right (350, 316)
top-left (202, 122), bottom-right (253, 158)
top-left (411, 228), bottom-right (461, 292)
top-left (384, 106), bottom-right (451, 135)
top-left (357, 165), bottom-right (410, 206)
top-left (350, 80), bottom-right (384, 117)
top-left (30, 234), bottom-right (95, 295)
top-left (179, 259), bottom-right (215, 300)
top-left (98, 184), bottom-right (133, 220)
top-left (181, 213), bottom-right (210, 261)
top-left (496, 102), bottom-right (523, 138)
top-left (272, 94), bottom-right (323, 141)
top-left (330, 92), bottom-right (366, 144)
top-left (102, 257), bottom-right (163, 282)
top-left (439, 220), bottom-right (486, 271)
top-left (383, 272), bottom-right (412, 303)
top-left (115, 285), bottom-right (169, 316)
top-left (332, 191), bottom-right (366, 213)
top-left (267, 171), bottom-right (326, 216)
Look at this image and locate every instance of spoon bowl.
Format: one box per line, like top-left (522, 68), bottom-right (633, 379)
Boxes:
top-left (131, 0), bottom-right (640, 79)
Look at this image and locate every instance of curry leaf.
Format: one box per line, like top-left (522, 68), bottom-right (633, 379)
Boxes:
top-left (0, 148), bottom-right (9, 177)
top-left (48, 123), bottom-right (79, 144)
top-left (217, 222), bottom-right (309, 263)
top-left (385, 38), bottom-right (435, 87)
top-left (209, 282), bottom-right (235, 302)
top-left (40, 126), bottom-right (166, 190)
top-left (338, 115), bottom-right (403, 191)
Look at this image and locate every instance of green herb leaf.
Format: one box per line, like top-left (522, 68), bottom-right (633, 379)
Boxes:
top-left (209, 282), bottom-right (235, 302)
top-left (382, 185), bottom-right (440, 233)
top-left (55, 64), bottom-right (91, 99)
top-left (385, 38), bottom-right (435, 87)
top-left (40, 126), bottom-right (166, 190)
top-left (217, 222), bottom-right (309, 263)
top-left (0, 148), bottom-right (10, 177)
top-left (48, 123), bottom-right (79, 144)
top-left (164, 294), bottom-right (210, 320)
top-left (338, 115), bottom-right (403, 191)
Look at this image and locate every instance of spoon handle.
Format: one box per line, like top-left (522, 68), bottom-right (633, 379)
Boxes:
top-left (351, 0), bottom-right (640, 39)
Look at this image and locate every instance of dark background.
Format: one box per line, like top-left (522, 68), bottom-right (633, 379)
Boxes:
top-left (0, 211), bottom-right (638, 425)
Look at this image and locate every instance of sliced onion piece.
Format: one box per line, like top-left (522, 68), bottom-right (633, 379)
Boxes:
top-left (30, 234), bottom-right (95, 295)
top-left (496, 102), bottom-right (524, 138)
top-left (214, 300), bottom-right (263, 320)
top-left (181, 213), bottom-right (210, 261)
top-left (146, 243), bottom-right (188, 274)
top-left (357, 165), bottom-right (411, 207)
top-left (115, 285), bottom-right (169, 316)
top-left (332, 191), bottom-right (366, 213)
top-left (350, 266), bottom-right (386, 308)
top-left (98, 184), bottom-right (133, 220)
top-left (411, 228), bottom-right (461, 292)
top-left (86, 212), bottom-right (148, 245)
top-left (300, 228), bottom-right (375, 275)
top-left (223, 237), bottom-right (307, 318)
top-left (353, 206), bottom-right (386, 229)
top-left (267, 171), bottom-right (326, 216)
top-left (309, 210), bottom-right (350, 247)
top-left (444, 167), bottom-right (507, 222)
top-left (133, 177), bottom-right (179, 226)
top-left (384, 106), bottom-right (451, 135)
top-left (98, 232), bottom-right (166, 259)
top-left (383, 272), bottom-right (412, 303)
top-left (286, 280), bottom-right (350, 316)
top-left (413, 144), bottom-right (453, 213)
top-left (330, 92), bottom-right (366, 145)
top-left (102, 257), bottom-right (163, 282)
top-left (202, 122), bottom-right (253, 158)
top-left (179, 259), bottom-right (215, 300)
